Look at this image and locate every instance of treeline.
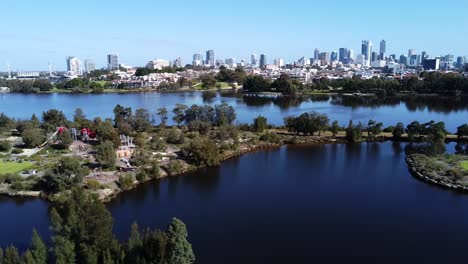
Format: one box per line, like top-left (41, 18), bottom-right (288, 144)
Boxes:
top-left (135, 67), bottom-right (185, 77)
top-left (0, 188), bottom-right (195, 264)
top-left (0, 79), bottom-right (53, 93)
top-left (242, 72), bottom-right (468, 96)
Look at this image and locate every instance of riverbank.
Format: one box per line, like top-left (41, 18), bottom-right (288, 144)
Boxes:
top-left (406, 154), bottom-right (468, 191)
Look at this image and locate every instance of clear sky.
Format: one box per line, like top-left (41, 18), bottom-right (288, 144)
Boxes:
top-left (1, 0), bottom-right (467, 71)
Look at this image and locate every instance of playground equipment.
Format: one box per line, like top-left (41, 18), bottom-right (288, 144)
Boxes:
top-left (120, 134), bottom-right (134, 147)
top-left (81, 128), bottom-right (97, 142)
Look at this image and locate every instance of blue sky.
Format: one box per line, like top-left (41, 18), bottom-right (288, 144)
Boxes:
top-left (1, 0), bottom-right (467, 70)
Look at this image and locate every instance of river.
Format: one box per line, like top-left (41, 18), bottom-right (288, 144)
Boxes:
top-left (1, 92), bottom-right (467, 131)
top-left (1, 92), bottom-right (468, 263)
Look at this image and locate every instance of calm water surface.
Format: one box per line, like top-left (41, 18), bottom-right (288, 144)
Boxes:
top-left (3, 143), bottom-right (468, 263)
top-left (1, 92), bottom-right (467, 131)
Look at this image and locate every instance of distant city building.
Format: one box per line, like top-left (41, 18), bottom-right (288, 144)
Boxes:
top-left (371, 52), bottom-right (378, 62)
top-left (274, 58), bottom-right (284, 67)
top-left (409, 55), bottom-right (418, 66)
top-left (206, 50), bottom-right (215, 66)
top-left (339, 48), bottom-right (348, 64)
top-left (66, 56), bottom-right (82, 76)
top-left (107, 54), bottom-right (119, 71)
top-left (225, 58), bottom-right (236, 67)
top-left (422, 58), bottom-right (440, 70)
top-left (361, 40), bottom-right (372, 66)
top-left (456, 56), bottom-right (465, 68)
top-left (379, 39), bottom-right (386, 59)
top-left (251, 54), bottom-right (258, 66)
top-left (173, 57), bottom-right (183, 68)
top-left (399, 55), bottom-right (408, 65)
top-left (407, 49), bottom-right (416, 63)
top-left (192, 54), bottom-right (203, 66)
top-left (348, 49), bottom-right (354, 62)
top-left (314, 49), bottom-right (320, 60)
top-left (421, 51), bottom-right (428, 63)
top-left (84, 59), bottom-right (95, 73)
top-left (441, 54), bottom-right (454, 70)
top-left (330, 51), bottom-right (338, 62)
top-left (259, 54), bottom-right (267, 69)
top-left (17, 72), bottom-right (40, 79)
top-left (146, 59), bottom-right (170, 70)
top-left (319, 52), bottom-right (330, 65)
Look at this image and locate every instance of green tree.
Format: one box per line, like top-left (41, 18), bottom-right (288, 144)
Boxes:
top-left (199, 74), bottom-right (217, 88)
top-left (173, 104), bottom-right (187, 126)
top-left (182, 137), bottom-right (220, 166)
top-left (56, 131), bottom-right (73, 149)
top-left (166, 218), bottom-right (195, 264)
top-left (392, 122), bottom-right (405, 140)
top-left (40, 157), bottom-right (88, 193)
top-left (157, 107), bottom-right (169, 126)
top-left (22, 128), bottom-right (45, 148)
top-left (96, 141), bottom-right (117, 168)
top-left (3, 246), bottom-right (21, 264)
top-left (253, 116), bottom-right (268, 133)
top-left (0, 140), bottom-right (11, 152)
top-left (330, 120), bottom-right (340, 137)
top-left (53, 236), bottom-right (75, 264)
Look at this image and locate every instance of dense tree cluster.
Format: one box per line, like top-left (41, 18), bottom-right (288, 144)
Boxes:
top-left (135, 66), bottom-right (185, 77)
top-left (284, 112), bottom-right (329, 136)
top-left (0, 188), bottom-right (195, 264)
top-left (215, 66), bottom-right (247, 84)
top-left (171, 103), bottom-right (236, 127)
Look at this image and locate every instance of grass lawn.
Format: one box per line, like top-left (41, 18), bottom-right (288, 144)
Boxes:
top-left (0, 161), bottom-right (34, 174)
top-left (461, 161), bottom-right (468, 170)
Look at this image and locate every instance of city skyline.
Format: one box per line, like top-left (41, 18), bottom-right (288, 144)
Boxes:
top-left (1, 0), bottom-right (467, 70)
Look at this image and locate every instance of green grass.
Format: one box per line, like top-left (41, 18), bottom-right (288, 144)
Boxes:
top-left (461, 161), bottom-right (468, 170)
top-left (0, 161), bottom-right (34, 174)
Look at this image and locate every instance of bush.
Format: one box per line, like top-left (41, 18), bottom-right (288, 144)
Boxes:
top-left (0, 141), bottom-right (11, 152)
top-left (22, 128), bottom-right (45, 148)
top-left (167, 160), bottom-right (184, 176)
top-left (11, 149), bottom-right (24, 154)
top-left (166, 127), bottom-right (184, 144)
top-left (260, 132), bottom-right (281, 144)
top-left (136, 170), bottom-right (148, 182)
top-left (118, 174), bottom-right (134, 190)
top-left (87, 180), bottom-right (101, 190)
top-left (150, 136), bottom-right (167, 151)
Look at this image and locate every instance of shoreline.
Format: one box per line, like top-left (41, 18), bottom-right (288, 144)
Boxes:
top-left (406, 155), bottom-right (468, 192)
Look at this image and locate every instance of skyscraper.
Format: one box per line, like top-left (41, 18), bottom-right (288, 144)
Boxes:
top-left (330, 51), bottom-right (338, 62)
top-left (339, 48), bottom-right (348, 63)
top-left (361, 40), bottom-right (372, 66)
top-left (251, 54), bottom-right (258, 66)
top-left (379, 40), bottom-right (386, 58)
top-left (206, 50), bottom-right (215, 66)
top-left (259, 54), bottom-right (267, 69)
top-left (84, 59), bottom-right (95, 73)
top-left (193, 54), bottom-right (203, 66)
top-left (107, 54), bottom-right (119, 71)
top-left (66, 56), bottom-right (82, 76)
top-left (314, 49), bottom-right (320, 60)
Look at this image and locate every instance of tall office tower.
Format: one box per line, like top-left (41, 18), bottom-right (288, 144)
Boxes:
top-left (371, 52), bottom-right (378, 62)
top-left (259, 54), bottom-right (267, 68)
top-left (274, 58), bottom-right (284, 67)
top-left (361, 40), bottom-right (372, 65)
top-left (399, 55), bottom-right (408, 65)
top-left (421, 51), bottom-right (427, 63)
top-left (314, 49), bottom-right (320, 60)
top-left (407, 49), bottom-right (416, 60)
top-left (107, 54), bottom-right (119, 71)
top-left (348, 49), bottom-right (354, 62)
top-left (66, 56), bottom-right (82, 76)
top-left (338, 48), bottom-right (348, 63)
top-left (319, 52), bottom-right (330, 65)
top-left (173, 57), bottom-right (183, 68)
top-left (192, 54), bottom-right (203, 66)
top-left (330, 51), bottom-right (338, 62)
top-left (251, 54), bottom-right (258, 66)
top-left (206, 50), bottom-right (215, 66)
top-left (379, 39), bottom-right (386, 59)
top-left (84, 59), bottom-right (96, 73)
top-left (456, 56), bottom-right (465, 68)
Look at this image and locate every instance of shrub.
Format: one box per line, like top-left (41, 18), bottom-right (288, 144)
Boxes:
top-left (11, 148), bottom-right (23, 154)
top-left (166, 127), bottom-right (185, 144)
top-left (167, 160), bottom-right (184, 176)
top-left (87, 180), bottom-right (101, 190)
top-left (260, 132), bottom-right (281, 144)
top-left (118, 174), bottom-right (134, 190)
top-left (136, 170), bottom-right (148, 182)
top-left (0, 141), bottom-right (11, 152)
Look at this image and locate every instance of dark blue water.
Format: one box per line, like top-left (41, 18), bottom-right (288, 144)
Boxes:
top-left (0, 142), bottom-right (467, 263)
top-left (1, 92), bottom-right (467, 131)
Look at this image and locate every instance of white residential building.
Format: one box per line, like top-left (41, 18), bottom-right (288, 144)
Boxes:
top-left (146, 59), bottom-right (170, 70)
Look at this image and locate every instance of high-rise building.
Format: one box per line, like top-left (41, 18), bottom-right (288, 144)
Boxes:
top-left (379, 40), bottom-right (386, 58)
top-left (146, 59), bottom-right (170, 70)
top-left (361, 40), bottom-right (372, 66)
top-left (251, 54), bottom-right (258, 66)
top-left (274, 58), bottom-right (284, 67)
top-left (371, 52), bottom-right (378, 62)
top-left (339, 48), bottom-right (348, 63)
top-left (408, 49), bottom-right (416, 60)
top-left (173, 57), bottom-right (183, 68)
top-left (314, 49), bottom-right (320, 60)
top-left (84, 59), bottom-right (95, 73)
top-left (421, 51), bottom-right (427, 64)
top-left (422, 58), bottom-right (440, 70)
top-left (66, 56), bottom-right (82, 76)
top-left (259, 54), bottom-right (267, 68)
top-left (330, 51), bottom-right (338, 62)
top-left (107, 54), bottom-right (119, 71)
top-left (192, 54), bottom-right (203, 66)
top-left (399, 55), bottom-right (408, 65)
top-left (319, 52), bottom-right (330, 65)
top-left (348, 49), bottom-right (354, 62)
top-left (206, 50), bottom-right (215, 66)
top-left (225, 58), bottom-right (236, 67)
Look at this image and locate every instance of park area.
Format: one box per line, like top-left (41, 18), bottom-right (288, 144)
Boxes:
top-left (0, 161), bottom-right (33, 175)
